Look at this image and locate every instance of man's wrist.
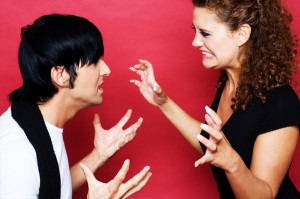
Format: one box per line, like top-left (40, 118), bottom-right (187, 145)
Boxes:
top-left (86, 148), bottom-right (107, 171)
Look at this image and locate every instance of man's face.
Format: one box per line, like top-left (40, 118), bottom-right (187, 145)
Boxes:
top-left (68, 59), bottom-right (111, 108)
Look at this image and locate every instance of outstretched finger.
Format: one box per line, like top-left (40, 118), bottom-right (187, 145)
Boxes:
top-left (138, 59), bottom-right (153, 69)
top-left (119, 118), bottom-right (143, 148)
top-left (124, 117), bottom-right (143, 136)
top-left (129, 66), bottom-right (144, 76)
top-left (194, 154), bottom-right (212, 167)
top-left (205, 106), bottom-right (222, 129)
top-left (118, 129), bottom-right (136, 149)
top-left (204, 114), bottom-right (214, 128)
top-left (129, 80), bottom-right (142, 88)
top-left (107, 160), bottom-right (130, 193)
top-left (117, 165), bottom-right (151, 198)
top-left (117, 109), bottom-right (132, 127)
top-left (200, 123), bottom-right (222, 142)
top-left (197, 134), bottom-right (217, 151)
top-left (139, 59), bottom-right (153, 70)
top-left (205, 114), bottom-right (222, 134)
top-left (203, 114), bottom-right (222, 144)
top-left (134, 62), bottom-right (147, 70)
top-left (122, 171), bottom-right (152, 199)
top-left (139, 59), bottom-right (157, 82)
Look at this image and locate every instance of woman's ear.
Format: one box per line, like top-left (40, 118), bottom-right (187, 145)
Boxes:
top-left (237, 24), bottom-right (251, 46)
top-left (51, 66), bottom-right (70, 87)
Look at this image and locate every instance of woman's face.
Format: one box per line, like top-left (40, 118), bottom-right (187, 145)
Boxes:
top-left (192, 7), bottom-right (241, 70)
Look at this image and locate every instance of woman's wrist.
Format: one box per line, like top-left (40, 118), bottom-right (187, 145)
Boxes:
top-left (157, 95), bottom-right (169, 109)
top-left (224, 151), bottom-right (243, 175)
top-left (154, 86), bottom-right (168, 106)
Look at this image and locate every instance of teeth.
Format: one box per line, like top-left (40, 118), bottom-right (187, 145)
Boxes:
top-left (202, 51), bottom-right (212, 56)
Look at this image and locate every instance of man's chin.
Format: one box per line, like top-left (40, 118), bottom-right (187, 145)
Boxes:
top-left (85, 98), bottom-right (103, 108)
top-left (94, 98), bottom-right (103, 105)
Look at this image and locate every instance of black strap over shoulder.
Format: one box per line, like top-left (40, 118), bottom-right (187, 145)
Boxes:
top-left (11, 99), bottom-right (61, 199)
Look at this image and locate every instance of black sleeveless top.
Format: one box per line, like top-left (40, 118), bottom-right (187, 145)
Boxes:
top-left (200, 85), bottom-right (300, 199)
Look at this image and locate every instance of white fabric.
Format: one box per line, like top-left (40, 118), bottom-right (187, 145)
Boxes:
top-left (0, 108), bottom-right (72, 199)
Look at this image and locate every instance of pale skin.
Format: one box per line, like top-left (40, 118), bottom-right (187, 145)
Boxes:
top-left (38, 58), bottom-right (151, 198)
top-left (70, 110), bottom-right (145, 192)
top-left (80, 160), bottom-right (152, 199)
top-left (129, 7), bottom-right (299, 199)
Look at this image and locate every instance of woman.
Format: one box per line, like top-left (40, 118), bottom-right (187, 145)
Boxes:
top-left (130, 0), bottom-right (300, 198)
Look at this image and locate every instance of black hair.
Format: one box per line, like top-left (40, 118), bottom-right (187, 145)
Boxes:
top-left (9, 14), bottom-right (104, 103)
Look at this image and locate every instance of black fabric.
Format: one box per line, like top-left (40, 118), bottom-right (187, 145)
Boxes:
top-left (200, 85), bottom-right (300, 199)
top-left (11, 99), bottom-right (61, 199)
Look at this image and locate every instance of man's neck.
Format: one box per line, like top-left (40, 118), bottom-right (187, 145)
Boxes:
top-left (38, 95), bottom-right (79, 128)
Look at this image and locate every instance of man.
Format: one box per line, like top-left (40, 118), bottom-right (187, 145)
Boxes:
top-left (0, 14), bottom-right (151, 199)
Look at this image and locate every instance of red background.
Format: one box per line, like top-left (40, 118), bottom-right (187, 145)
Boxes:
top-left (0, 1), bottom-right (299, 198)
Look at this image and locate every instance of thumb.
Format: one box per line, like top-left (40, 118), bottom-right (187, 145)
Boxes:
top-left (80, 163), bottom-right (97, 185)
top-left (152, 84), bottom-right (162, 94)
top-left (152, 84), bottom-right (167, 106)
top-left (93, 113), bottom-right (103, 130)
top-left (194, 154), bottom-right (210, 168)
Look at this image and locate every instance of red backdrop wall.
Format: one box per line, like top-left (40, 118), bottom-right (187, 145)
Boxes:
top-left (0, 1), bottom-right (299, 198)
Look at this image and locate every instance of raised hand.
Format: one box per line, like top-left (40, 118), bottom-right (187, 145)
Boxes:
top-left (93, 110), bottom-right (143, 163)
top-left (195, 106), bottom-right (238, 171)
top-left (130, 59), bottom-right (167, 106)
top-left (80, 160), bottom-right (152, 199)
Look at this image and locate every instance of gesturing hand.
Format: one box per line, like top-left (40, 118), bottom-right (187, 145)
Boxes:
top-left (195, 106), bottom-right (237, 171)
top-left (130, 59), bottom-right (167, 106)
top-left (80, 160), bottom-right (152, 199)
top-left (93, 110), bottom-right (143, 164)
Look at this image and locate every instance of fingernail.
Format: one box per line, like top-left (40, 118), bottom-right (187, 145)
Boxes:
top-left (197, 134), bottom-right (202, 141)
top-left (153, 86), bottom-right (158, 92)
top-left (200, 123), bottom-right (205, 129)
top-left (194, 162), bottom-right (199, 167)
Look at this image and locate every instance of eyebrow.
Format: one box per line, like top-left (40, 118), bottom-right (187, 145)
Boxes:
top-left (200, 28), bottom-right (212, 33)
top-left (192, 24), bottom-right (212, 33)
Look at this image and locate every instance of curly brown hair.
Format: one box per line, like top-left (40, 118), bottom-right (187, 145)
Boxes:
top-left (193, 0), bottom-right (298, 111)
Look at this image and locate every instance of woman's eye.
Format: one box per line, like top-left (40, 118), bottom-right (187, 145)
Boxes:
top-left (200, 31), bottom-right (210, 37)
top-left (192, 26), bottom-right (210, 37)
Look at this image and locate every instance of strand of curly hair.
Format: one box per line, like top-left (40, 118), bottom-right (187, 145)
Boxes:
top-left (195, 0), bottom-right (299, 111)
